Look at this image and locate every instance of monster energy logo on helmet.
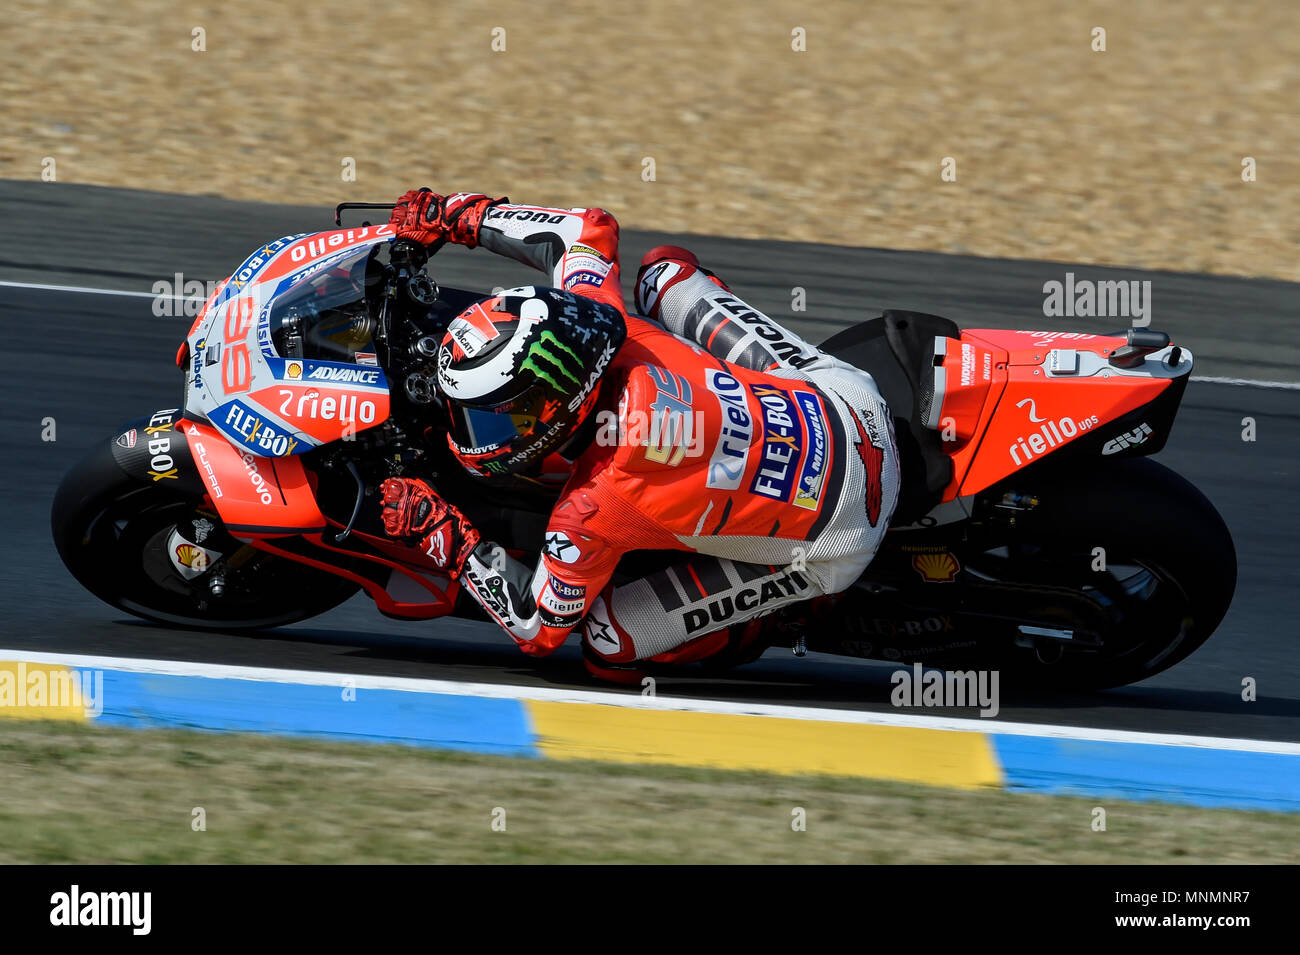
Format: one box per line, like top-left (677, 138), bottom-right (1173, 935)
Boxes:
top-left (519, 330), bottom-right (583, 394)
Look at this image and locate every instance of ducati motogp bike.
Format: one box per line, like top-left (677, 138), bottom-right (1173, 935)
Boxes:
top-left (52, 202), bottom-right (1236, 690)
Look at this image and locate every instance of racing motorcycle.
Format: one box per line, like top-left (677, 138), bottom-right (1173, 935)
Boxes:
top-left (51, 203), bottom-right (1236, 690)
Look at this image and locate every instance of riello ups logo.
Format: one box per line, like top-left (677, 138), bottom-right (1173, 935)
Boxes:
top-left (1008, 399), bottom-right (1098, 466)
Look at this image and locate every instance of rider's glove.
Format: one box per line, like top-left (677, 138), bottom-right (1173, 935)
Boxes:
top-left (388, 189), bottom-right (507, 249)
top-left (379, 477), bottom-right (481, 579)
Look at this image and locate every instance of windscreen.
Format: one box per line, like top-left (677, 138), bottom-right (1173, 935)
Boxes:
top-left (267, 245), bottom-right (380, 362)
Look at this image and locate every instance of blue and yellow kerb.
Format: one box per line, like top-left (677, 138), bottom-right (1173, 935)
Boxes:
top-left (2, 655), bottom-right (1297, 813)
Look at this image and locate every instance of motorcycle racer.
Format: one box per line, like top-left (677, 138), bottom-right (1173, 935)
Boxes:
top-left (378, 189), bottom-right (900, 680)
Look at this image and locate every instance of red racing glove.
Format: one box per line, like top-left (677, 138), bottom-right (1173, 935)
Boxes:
top-left (388, 189), bottom-right (507, 249)
top-left (379, 477), bottom-right (481, 578)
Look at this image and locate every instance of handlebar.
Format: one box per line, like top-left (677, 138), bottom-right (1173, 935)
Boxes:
top-left (334, 202), bottom-right (395, 227)
top-left (334, 203), bottom-right (445, 262)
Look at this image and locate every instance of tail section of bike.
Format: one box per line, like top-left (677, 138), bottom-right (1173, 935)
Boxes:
top-left (806, 314), bottom-right (1229, 690)
top-left (931, 326), bottom-right (1192, 502)
top-left (820, 313), bottom-right (1193, 527)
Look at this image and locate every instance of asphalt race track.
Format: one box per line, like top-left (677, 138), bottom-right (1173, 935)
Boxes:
top-left (2, 181), bottom-right (1297, 742)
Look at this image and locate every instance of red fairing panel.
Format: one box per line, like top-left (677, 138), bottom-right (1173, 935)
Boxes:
top-left (182, 419), bottom-right (325, 536)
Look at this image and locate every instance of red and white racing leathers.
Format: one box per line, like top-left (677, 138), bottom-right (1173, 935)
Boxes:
top-left (454, 203), bottom-right (901, 663)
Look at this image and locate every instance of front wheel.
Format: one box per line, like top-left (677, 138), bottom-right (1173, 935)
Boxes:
top-left (52, 441), bottom-right (360, 630)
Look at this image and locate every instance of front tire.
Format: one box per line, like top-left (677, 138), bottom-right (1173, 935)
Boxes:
top-left (52, 441), bottom-right (360, 630)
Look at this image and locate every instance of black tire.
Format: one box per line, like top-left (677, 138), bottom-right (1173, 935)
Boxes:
top-left (51, 440), bottom-right (360, 630)
top-left (971, 457), bottom-right (1236, 690)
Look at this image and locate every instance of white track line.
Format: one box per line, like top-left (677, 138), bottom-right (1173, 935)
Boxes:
top-left (6, 649), bottom-right (1299, 756)
top-left (3, 279), bottom-right (1296, 391)
top-left (0, 279), bottom-right (199, 301)
top-left (1190, 375), bottom-right (1300, 390)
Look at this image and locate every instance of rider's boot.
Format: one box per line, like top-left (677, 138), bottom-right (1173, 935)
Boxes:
top-left (634, 245), bottom-right (731, 319)
top-left (581, 643), bottom-right (648, 686)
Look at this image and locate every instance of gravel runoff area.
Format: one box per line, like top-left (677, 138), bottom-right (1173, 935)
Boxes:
top-left (4, 0), bottom-right (1297, 279)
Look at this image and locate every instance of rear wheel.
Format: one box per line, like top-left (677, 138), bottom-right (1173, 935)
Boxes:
top-left (968, 458), bottom-right (1236, 690)
top-left (52, 442), bottom-right (359, 630)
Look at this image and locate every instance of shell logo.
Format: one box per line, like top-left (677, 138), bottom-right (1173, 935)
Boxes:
top-left (912, 551), bottom-right (959, 583)
top-left (286, 361), bottom-right (303, 380)
top-left (175, 543), bottom-right (210, 571)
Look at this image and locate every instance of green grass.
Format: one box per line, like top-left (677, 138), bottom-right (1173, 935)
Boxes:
top-left (0, 719), bottom-right (1293, 863)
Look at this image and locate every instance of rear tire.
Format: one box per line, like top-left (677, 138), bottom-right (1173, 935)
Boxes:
top-left (976, 458), bottom-right (1236, 690)
top-left (52, 441), bottom-right (359, 630)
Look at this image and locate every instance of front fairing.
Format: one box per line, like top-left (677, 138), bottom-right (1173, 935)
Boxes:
top-left (184, 225), bottom-right (396, 456)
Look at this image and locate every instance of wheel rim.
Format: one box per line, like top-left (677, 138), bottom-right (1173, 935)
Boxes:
top-left (76, 488), bottom-right (351, 628)
top-left (961, 540), bottom-right (1195, 677)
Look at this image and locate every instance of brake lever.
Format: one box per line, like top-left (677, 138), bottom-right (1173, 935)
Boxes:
top-left (334, 459), bottom-right (366, 543)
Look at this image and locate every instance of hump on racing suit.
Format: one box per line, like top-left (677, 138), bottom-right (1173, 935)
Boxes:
top-left (476, 202), bottom-right (626, 312)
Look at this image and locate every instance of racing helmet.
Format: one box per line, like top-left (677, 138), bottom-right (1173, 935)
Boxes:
top-left (436, 286), bottom-right (626, 478)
